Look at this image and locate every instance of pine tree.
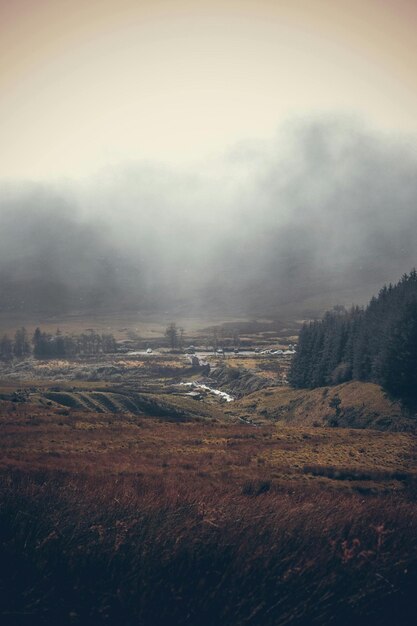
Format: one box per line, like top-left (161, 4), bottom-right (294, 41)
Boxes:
top-left (0, 335), bottom-right (13, 360)
top-left (13, 327), bottom-right (30, 358)
top-left (380, 300), bottom-right (417, 404)
top-left (288, 269), bottom-right (417, 404)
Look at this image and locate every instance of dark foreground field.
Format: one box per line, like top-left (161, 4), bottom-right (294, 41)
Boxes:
top-left (1, 397), bottom-right (417, 626)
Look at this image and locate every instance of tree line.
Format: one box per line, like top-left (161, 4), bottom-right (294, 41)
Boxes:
top-left (289, 270), bottom-right (417, 403)
top-left (0, 327), bottom-right (117, 360)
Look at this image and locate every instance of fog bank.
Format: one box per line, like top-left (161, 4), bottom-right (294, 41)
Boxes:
top-left (1, 117), bottom-right (416, 317)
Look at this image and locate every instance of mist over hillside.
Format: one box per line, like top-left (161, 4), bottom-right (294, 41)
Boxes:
top-left (1, 117), bottom-right (416, 317)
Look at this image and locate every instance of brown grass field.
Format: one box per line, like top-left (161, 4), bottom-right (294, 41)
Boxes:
top-left (1, 386), bottom-right (417, 625)
top-left (0, 319), bottom-right (416, 626)
top-left (232, 380), bottom-right (414, 430)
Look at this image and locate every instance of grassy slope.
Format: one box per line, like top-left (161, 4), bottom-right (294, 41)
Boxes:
top-left (233, 380), bottom-right (415, 431)
top-left (2, 470), bottom-right (417, 626)
top-left (1, 406), bottom-right (417, 625)
top-left (1, 381), bottom-right (417, 625)
top-left (1, 398), bottom-right (416, 493)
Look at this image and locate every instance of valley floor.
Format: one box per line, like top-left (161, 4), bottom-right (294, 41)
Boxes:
top-left (0, 345), bottom-right (416, 625)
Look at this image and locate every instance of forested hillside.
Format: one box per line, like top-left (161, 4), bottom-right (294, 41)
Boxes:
top-left (289, 270), bottom-right (417, 403)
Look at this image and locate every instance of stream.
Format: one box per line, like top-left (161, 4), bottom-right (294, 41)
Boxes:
top-left (179, 382), bottom-right (234, 402)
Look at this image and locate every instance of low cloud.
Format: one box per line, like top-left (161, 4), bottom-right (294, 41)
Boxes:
top-left (1, 116), bottom-right (416, 316)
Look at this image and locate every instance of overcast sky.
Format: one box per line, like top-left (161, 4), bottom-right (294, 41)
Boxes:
top-left (1, 0), bottom-right (417, 181)
top-left (1, 1), bottom-right (417, 316)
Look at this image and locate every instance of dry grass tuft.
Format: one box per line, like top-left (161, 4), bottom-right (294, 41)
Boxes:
top-left (1, 399), bottom-right (417, 625)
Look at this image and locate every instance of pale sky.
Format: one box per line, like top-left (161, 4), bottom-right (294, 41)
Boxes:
top-left (1, 0), bottom-right (417, 180)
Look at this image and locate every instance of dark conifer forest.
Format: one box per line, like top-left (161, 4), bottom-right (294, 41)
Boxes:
top-left (289, 270), bottom-right (417, 404)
